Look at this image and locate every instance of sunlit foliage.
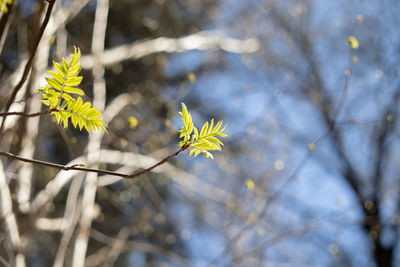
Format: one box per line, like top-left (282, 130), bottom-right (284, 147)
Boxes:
top-left (179, 103), bottom-right (227, 159)
top-left (38, 47), bottom-right (107, 133)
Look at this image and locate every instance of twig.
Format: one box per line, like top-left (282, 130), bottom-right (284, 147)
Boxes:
top-left (0, 109), bottom-right (53, 117)
top-left (0, 0), bottom-right (16, 54)
top-left (0, 146), bottom-right (186, 179)
top-left (210, 53), bottom-right (356, 266)
top-left (89, 228), bottom-right (190, 266)
top-left (30, 148), bottom-right (236, 215)
top-left (232, 223), bottom-right (320, 263)
top-left (0, 0), bottom-right (56, 136)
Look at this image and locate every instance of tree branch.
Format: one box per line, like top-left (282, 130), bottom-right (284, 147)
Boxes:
top-left (72, 0), bottom-right (111, 264)
top-left (80, 30), bottom-right (260, 69)
top-left (0, 0), bottom-right (56, 136)
top-left (0, 162), bottom-right (24, 267)
top-left (0, 109), bottom-right (54, 117)
top-left (0, 146), bottom-right (186, 179)
top-left (88, 228), bottom-right (190, 266)
top-left (0, 0), bottom-right (16, 54)
top-left (30, 149), bottom-right (237, 215)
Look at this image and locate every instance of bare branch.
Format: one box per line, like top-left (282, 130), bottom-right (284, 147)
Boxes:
top-left (80, 30), bottom-right (260, 69)
top-left (30, 148), bottom-right (235, 215)
top-left (53, 176), bottom-right (83, 267)
top-left (0, 147), bottom-right (186, 180)
top-left (210, 54), bottom-right (357, 266)
top-left (0, 162), bottom-right (25, 267)
top-left (35, 217), bottom-right (65, 232)
top-left (89, 228), bottom-right (190, 266)
top-left (72, 0), bottom-right (111, 264)
top-left (0, 0), bottom-right (56, 136)
top-left (102, 227), bottom-right (130, 267)
top-left (0, 0), bottom-right (16, 54)
top-left (0, 109), bottom-right (53, 117)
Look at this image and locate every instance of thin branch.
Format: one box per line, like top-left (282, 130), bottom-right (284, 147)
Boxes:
top-left (52, 0), bottom-right (91, 31)
top-left (80, 30), bottom-right (260, 69)
top-left (0, 146), bottom-right (186, 179)
top-left (0, 162), bottom-right (25, 267)
top-left (0, 0), bottom-right (16, 54)
top-left (72, 0), bottom-right (111, 265)
top-left (102, 227), bottom-right (130, 267)
top-left (89, 228), bottom-right (190, 266)
top-left (35, 217), bottom-right (65, 232)
top-left (232, 223), bottom-right (320, 264)
top-left (0, 254), bottom-right (11, 267)
top-left (128, 146), bottom-right (186, 178)
top-left (30, 148), bottom-right (236, 215)
top-left (0, 109), bottom-right (53, 117)
top-left (210, 50), bottom-right (356, 266)
top-left (16, 8), bottom-right (57, 214)
top-left (53, 176), bottom-right (83, 267)
top-left (0, 0), bottom-right (56, 136)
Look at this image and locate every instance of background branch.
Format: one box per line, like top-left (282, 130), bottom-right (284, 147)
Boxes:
top-left (80, 30), bottom-right (260, 69)
top-left (0, 162), bottom-right (24, 267)
top-left (0, 0), bottom-right (56, 136)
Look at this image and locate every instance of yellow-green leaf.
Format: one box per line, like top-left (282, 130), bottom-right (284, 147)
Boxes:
top-left (178, 102), bottom-right (227, 159)
top-left (38, 46), bottom-right (107, 133)
top-left (65, 76), bottom-right (82, 87)
top-left (63, 86), bottom-right (84, 95)
top-left (45, 77), bottom-right (62, 91)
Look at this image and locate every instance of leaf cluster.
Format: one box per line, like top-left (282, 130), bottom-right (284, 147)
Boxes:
top-left (38, 47), bottom-right (107, 133)
top-left (179, 103), bottom-right (227, 159)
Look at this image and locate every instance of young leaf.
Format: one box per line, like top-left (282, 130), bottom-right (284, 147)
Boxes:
top-left (179, 103), bottom-right (196, 146)
top-left (37, 46), bottom-right (107, 133)
top-left (44, 46), bottom-right (84, 100)
top-left (66, 97), bottom-right (107, 133)
top-left (178, 103), bottom-right (227, 159)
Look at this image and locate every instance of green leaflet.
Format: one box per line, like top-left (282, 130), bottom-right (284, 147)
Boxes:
top-left (0, 0), bottom-right (12, 14)
top-left (44, 47), bottom-right (84, 97)
top-left (179, 103), bottom-right (227, 159)
top-left (38, 46), bottom-right (107, 133)
top-left (179, 103), bottom-right (194, 143)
